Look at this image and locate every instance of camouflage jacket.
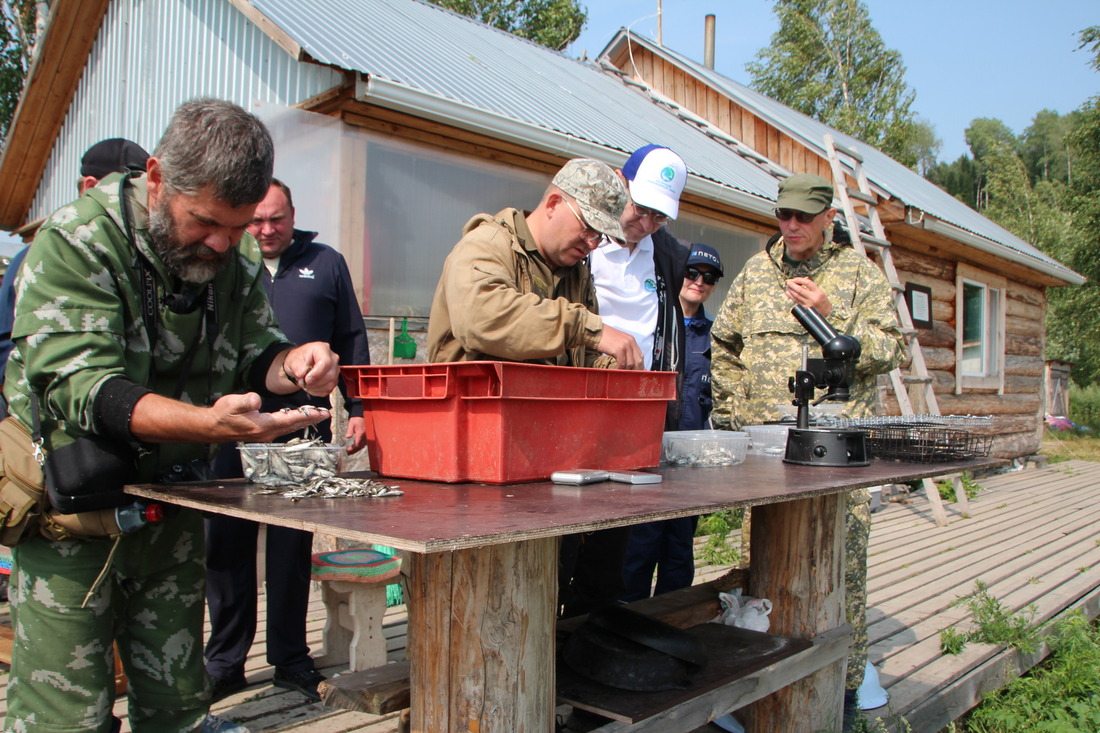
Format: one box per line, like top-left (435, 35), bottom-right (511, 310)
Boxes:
top-left (4, 173), bottom-right (291, 480)
top-left (427, 208), bottom-right (607, 367)
top-left (710, 234), bottom-right (904, 429)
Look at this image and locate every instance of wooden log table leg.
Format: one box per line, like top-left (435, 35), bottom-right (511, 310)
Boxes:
top-left (406, 537), bottom-right (557, 733)
top-left (744, 493), bottom-right (847, 733)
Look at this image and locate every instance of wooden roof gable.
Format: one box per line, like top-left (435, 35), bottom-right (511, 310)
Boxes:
top-left (0, 0), bottom-right (112, 230)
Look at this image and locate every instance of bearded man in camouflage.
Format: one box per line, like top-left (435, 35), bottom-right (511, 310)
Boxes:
top-left (710, 173), bottom-right (904, 724)
top-left (3, 98), bottom-right (340, 732)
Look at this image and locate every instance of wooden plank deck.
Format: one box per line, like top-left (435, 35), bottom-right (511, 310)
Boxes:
top-left (0, 460), bottom-right (1096, 732)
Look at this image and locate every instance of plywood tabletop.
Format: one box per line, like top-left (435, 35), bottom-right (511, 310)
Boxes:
top-left (126, 455), bottom-right (1001, 553)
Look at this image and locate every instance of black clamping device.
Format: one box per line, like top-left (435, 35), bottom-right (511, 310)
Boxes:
top-left (783, 305), bottom-right (869, 467)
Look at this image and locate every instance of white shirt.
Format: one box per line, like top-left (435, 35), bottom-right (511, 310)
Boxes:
top-left (589, 236), bottom-right (658, 370)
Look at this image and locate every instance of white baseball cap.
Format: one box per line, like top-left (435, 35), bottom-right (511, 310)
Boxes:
top-left (621, 145), bottom-right (687, 220)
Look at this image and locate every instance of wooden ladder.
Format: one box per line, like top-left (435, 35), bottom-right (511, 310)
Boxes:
top-left (823, 134), bottom-right (958, 525)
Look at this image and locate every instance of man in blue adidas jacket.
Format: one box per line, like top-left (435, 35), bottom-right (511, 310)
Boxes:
top-left (205, 179), bottom-right (371, 702)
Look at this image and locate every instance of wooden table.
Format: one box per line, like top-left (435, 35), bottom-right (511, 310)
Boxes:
top-left (127, 455), bottom-right (998, 733)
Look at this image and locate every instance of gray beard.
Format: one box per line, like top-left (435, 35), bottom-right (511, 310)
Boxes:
top-left (148, 198), bottom-right (232, 284)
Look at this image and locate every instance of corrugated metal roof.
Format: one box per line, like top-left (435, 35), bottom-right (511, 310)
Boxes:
top-left (608, 32), bottom-right (1082, 285)
top-left (246, 0), bottom-right (782, 212)
top-left (26, 0), bottom-right (342, 222)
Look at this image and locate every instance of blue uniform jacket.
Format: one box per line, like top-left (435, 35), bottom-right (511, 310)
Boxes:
top-left (259, 229), bottom-right (370, 417)
top-left (679, 304), bottom-right (714, 431)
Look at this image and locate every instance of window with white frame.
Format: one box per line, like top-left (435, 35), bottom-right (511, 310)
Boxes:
top-left (955, 263), bottom-right (1006, 392)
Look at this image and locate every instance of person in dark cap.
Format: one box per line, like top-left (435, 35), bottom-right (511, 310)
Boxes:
top-left (620, 243), bottom-right (723, 604)
top-left (79, 137), bottom-right (151, 194)
top-left (710, 172), bottom-right (904, 729)
top-left (0, 137), bottom-right (151, 420)
top-left (677, 243), bottom-right (723, 430)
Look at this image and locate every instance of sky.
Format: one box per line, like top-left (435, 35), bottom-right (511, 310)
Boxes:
top-left (565, 0), bottom-right (1098, 163)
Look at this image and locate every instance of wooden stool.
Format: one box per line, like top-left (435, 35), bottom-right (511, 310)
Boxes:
top-left (311, 549), bottom-right (401, 671)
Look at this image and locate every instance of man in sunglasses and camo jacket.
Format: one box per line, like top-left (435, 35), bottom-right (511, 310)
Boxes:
top-left (709, 172), bottom-right (904, 726)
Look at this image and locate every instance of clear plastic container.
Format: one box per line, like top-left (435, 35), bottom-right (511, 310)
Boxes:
top-left (743, 425), bottom-right (790, 458)
top-left (239, 442), bottom-right (344, 485)
top-left (661, 430), bottom-right (750, 467)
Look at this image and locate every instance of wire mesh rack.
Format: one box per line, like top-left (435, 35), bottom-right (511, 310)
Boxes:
top-left (860, 426), bottom-right (993, 462)
top-left (831, 415), bottom-right (995, 462)
top-left (834, 414), bottom-right (994, 428)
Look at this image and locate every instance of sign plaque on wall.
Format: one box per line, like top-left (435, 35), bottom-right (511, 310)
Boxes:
top-left (904, 283), bottom-right (933, 329)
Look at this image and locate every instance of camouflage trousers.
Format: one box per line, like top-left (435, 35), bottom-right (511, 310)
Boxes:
top-left (5, 509), bottom-right (209, 732)
top-left (740, 488), bottom-right (871, 690)
top-left (845, 496), bottom-right (871, 691)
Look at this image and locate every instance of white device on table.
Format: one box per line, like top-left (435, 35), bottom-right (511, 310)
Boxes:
top-left (551, 469), bottom-right (610, 485)
top-left (608, 470), bottom-right (662, 484)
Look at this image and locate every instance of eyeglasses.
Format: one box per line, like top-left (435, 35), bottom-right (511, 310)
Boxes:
top-left (631, 202), bottom-right (670, 225)
top-left (685, 267), bottom-right (720, 285)
top-left (774, 208), bottom-right (819, 224)
top-left (563, 198), bottom-right (606, 246)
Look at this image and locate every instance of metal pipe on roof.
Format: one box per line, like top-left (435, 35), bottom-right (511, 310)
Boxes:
top-left (704, 15), bottom-right (715, 69)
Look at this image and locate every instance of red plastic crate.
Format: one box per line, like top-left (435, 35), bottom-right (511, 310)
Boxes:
top-left (342, 361), bottom-right (677, 484)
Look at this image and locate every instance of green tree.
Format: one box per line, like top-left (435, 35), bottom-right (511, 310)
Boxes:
top-left (746, 0), bottom-right (925, 168)
top-left (925, 153), bottom-right (980, 206)
top-left (963, 117), bottom-right (1019, 209)
top-left (436, 0), bottom-right (586, 51)
top-left (1021, 109), bottom-right (1077, 186)
top-left (0, 0), bottom-right (36, 147)
top-left (910, 116), bottom-right (942, 177)
top-left (1057, 94), bottom-right (1100, 385)
top-left (1078, 25), bottom-right (1100, 71)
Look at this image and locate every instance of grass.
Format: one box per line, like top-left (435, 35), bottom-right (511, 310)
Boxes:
top-left (1041, 428), bottom-right (1100, 463)
top-left (940, 581), bottom-right (1040, 656)
top-left (937, 471), bottom-right (983, 502)
top-left (953, 610), bottom-right (1100, 732)
top-left (694, 510), bottom-right (742, 566)
top-left (935, 580), bottom-right (1100, 733)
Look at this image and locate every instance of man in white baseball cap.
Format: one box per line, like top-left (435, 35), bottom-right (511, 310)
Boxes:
top-left (589, 144), bottom-right (691, 428)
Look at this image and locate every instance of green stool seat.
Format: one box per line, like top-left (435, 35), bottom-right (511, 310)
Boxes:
top-left (310, 549), bottom-right (401, 583)
top-left (311, 549), bottom-right (403, 671)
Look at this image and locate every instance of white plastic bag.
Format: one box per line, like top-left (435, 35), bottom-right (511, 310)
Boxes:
top-left (716, 589), bottom-right (773, 633)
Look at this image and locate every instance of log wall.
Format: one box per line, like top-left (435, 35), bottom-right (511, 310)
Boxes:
top-left (885, 240), bottom-right (1046, 457)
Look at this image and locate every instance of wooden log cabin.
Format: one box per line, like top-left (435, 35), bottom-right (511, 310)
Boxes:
top-left (0, 1), bottom-right (1081, 460)
top-left (599, 30), bottom-right (1083, 458)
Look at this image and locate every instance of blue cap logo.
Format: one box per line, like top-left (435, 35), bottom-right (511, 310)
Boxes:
top-left (660, 166), bottom-right (675, 183)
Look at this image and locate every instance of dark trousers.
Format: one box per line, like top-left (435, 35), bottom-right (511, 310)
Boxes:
top-left (620, 516), bottom-right (700, 603)
top-left (204, 514), bottom-right (315, 678)
top-left (558, 525), bottom-right (632, 618)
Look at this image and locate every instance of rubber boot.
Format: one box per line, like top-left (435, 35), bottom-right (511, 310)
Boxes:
top-left (842, 688), bottom-right (860, 731)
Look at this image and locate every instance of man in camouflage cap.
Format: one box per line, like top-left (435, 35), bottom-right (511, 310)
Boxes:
top-left (427, 157), bottom-right (643, 370)
top-left (709, 172), bottom-right (904, 725)
top-left (427, 158), bottom-right (643, 619)
top-left (3, 98), bottom-right (341, 732)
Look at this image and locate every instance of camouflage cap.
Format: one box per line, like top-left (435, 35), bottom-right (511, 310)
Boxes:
top-left (777, 173), bottom-right (834, 214)
top-left (551, 158), bottom-right (627, 241)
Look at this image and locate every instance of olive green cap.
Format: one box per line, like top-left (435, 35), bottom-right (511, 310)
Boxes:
top-left (776, 174), bottom-right (834, 214)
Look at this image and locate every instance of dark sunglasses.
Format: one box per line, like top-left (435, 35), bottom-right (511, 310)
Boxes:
top-left (774, 208), bottom-right (819, 224)
top-left (685, 267), bottom-right (720, 285)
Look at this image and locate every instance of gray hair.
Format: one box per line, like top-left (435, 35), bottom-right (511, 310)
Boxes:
top-left (153, 98), bottom-right (274, 207)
